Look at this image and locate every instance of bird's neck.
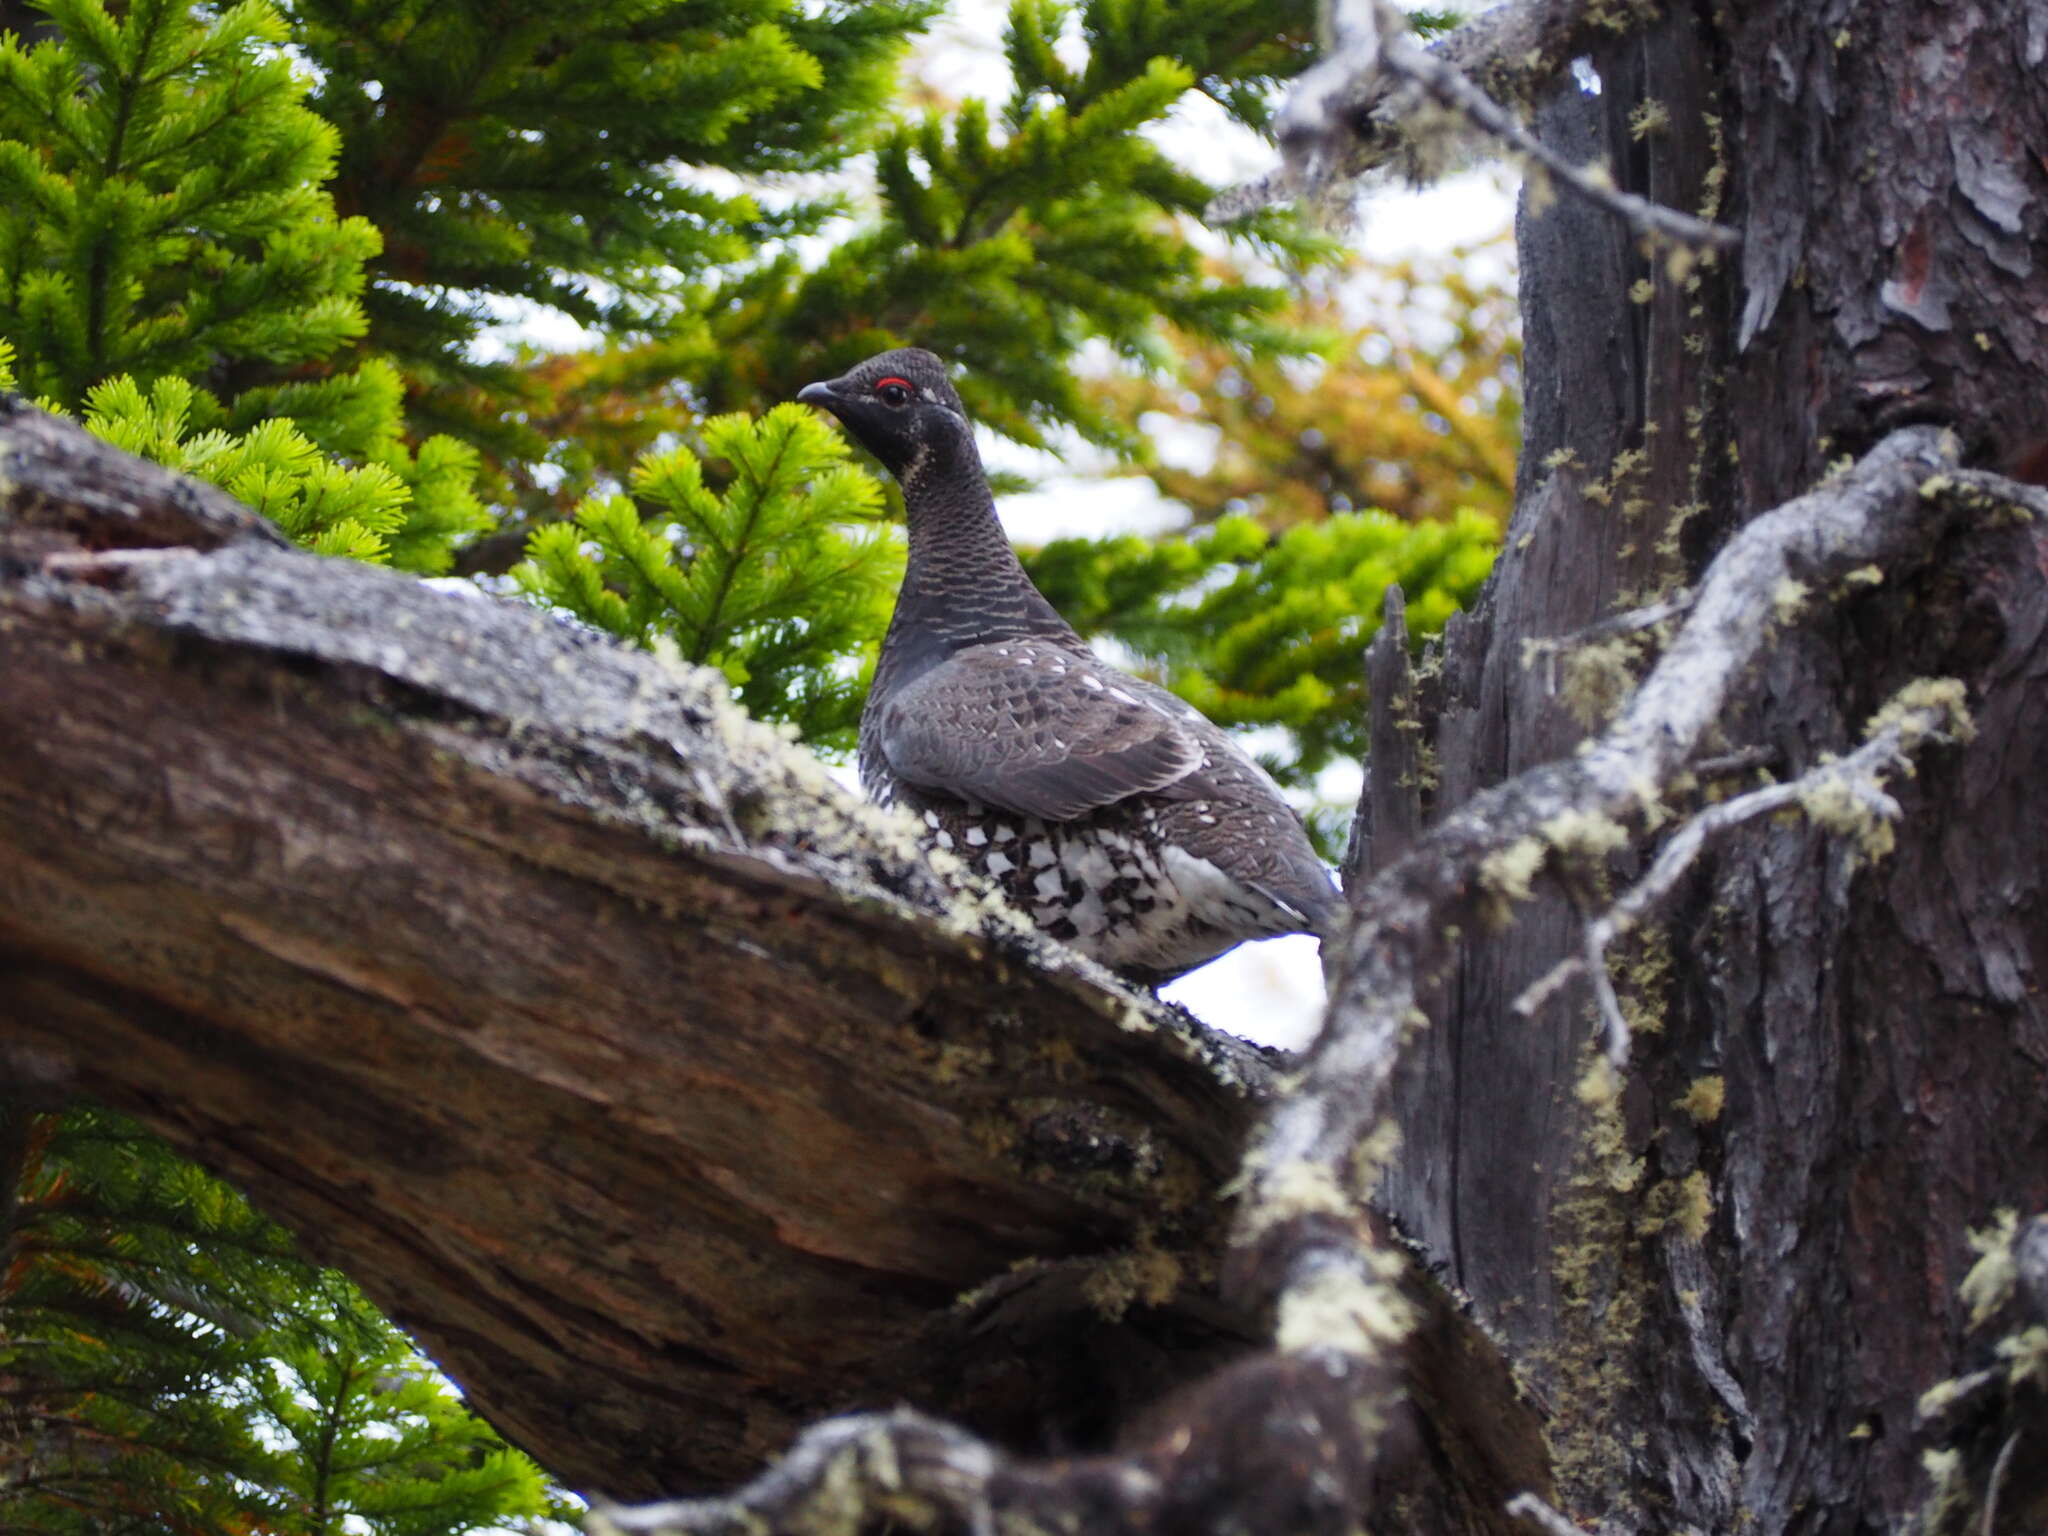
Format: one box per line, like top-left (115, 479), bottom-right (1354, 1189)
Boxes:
top-left (888, 437), bottom-right (1074, 661)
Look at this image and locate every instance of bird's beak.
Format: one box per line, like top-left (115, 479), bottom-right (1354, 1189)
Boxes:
top-left (796, 379), bottom-right (844, 412)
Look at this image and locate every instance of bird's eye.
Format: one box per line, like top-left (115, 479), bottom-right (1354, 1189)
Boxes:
top-left (875, 377), bottom-right (913, 406)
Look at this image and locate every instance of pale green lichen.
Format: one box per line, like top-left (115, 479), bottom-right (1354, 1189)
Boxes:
top-left (1771, 577), bottom-right (1809, 626)
top-left (1561, 635), bottom-right (1643, 727)
top-left (1866, 677), bottom-right (1975, 747)
top-left (1997, 1324), bottom-right (2048, 1388)
top-left (1112, 999), bottom-right (1157, 1035)
top-left (1543, 1044), bottom-right (1653, 1503)
top-left (1479, 836), bottom-right (1548, 923)
top-left (1577, 1054), bottom-right (1621, 1108)
top-left (1676, 1075), bottom-right (1725, 1125)
top-left (1959, 1209), bottom-right (2019, 1326)
top-left (1627, 99), bottom-right (1669, 139)
top-left (1922, 1446), bottom-right (1963, 1484)
top-left (1240, 1159), bottom-right (1358, 1241)
top-left (1696, 114), bottom-right (1728, 223)
top-left (1795, 680), bottom-right (1976, 863)
top-left (1274, 1255), bottom-right (1416, 1358)
top-left (1915, 1374), bottom-right (1971, 1420)
top-left (1082, 1239), bottom-right (1183, 1323)
top-left (1541, 808), bottom-right (1631, 860)
top-left (1799, 767), bottom-right (1896, 861)
top-left (1638, 1172), bottom-right (1712, 1241)
top-left (1351, 1118), bottom-right (1404, 1195)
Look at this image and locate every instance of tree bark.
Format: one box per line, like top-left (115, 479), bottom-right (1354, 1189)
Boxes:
top-left (0, 401), bottom-right (1278, 1495)
top-left (1367, 2), bottom-right (2048, 1530)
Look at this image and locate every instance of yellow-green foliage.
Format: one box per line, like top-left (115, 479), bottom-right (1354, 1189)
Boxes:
top-left (80, 371), bottom-right (485, 570)
top-left (516, 405), bottom-right (903, 753)
top-left (0, 0), bottom-right (378, 408)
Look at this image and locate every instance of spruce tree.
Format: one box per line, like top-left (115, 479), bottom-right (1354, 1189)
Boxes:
top-left (0, 1104), bottom-right (567, 1536)
top-left (277, 0), bottom-right (942, 459)
top-left (515, 405), bottom-right (901, 751)
top-left (0, 0), bottom-right (486, 570)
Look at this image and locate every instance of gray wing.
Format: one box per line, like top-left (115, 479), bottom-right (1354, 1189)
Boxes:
top-left (877, 641), bottom-right (1204, 821)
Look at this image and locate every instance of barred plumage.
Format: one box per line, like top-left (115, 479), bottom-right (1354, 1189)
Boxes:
top-left (799, 347), bottom-right (1338, 983)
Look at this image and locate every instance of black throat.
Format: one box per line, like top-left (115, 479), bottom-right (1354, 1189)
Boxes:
top-left (874, 430), bottom-right (1077, 698)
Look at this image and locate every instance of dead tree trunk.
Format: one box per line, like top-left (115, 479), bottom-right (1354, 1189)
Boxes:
top-left (1360, 2), bottom-right (2048, 1529)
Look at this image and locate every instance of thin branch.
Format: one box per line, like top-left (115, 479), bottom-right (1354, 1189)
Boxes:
top-left (1982, 1429), bottom-right (2019, 1536)
top-left (1516, 696), bottom-right (1969, 1061)
top-left (593, 1411), bottom-right (1010, 1536)
top-left (1529, 589), bottom-right (1696, 656)
top-left (1689, 745), bottom-right (1776, 780)
top-left (1506, 1491), bottom-right (1585, 1536)
top-left (1376, 1), bottom-right (1739, 251)
top-left (1218, 0), bottom-right (1610, 218)
top-left (1520, 588), bottom-right (1695, 695)
top-left (1216, 0), bottom-right (1738, 251)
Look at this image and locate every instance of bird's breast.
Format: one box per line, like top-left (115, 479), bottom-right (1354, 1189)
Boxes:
top-left (879, 781), bottom-right (1316, 981)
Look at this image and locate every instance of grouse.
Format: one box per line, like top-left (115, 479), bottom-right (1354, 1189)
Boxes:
top-left (798, 347), bottom-right (1339, 984)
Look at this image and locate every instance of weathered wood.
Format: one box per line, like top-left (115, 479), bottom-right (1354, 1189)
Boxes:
top-left (0, 399), bottom-right (1559, 1528)
top-left (0, 402), bottom-right (1273, 1497)
top-left (1364, 3), bottom-right (2048, 1530)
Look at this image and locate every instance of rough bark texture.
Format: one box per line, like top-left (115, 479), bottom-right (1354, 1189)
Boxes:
top-left (0, 402), bottom-right (1277, 1496)
top-left (1367, 3), bottom-right (2048, 1530)
top-left (0, 402), bottom-right (1549, 1522)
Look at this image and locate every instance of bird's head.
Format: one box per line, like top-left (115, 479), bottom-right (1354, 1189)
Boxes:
top-left (797, 348), bottom-right (973, 484)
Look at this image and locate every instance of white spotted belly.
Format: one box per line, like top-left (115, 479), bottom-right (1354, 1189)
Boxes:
top-left (901, 795), bottom-right (1303, 980)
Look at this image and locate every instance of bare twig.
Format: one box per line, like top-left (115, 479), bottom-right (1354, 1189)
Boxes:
top-left (1982, 1429), bottom-right (2020, 1536)
top-left (1506, 1491), bottom-right (1585, 1536)
top-left (592, 1410), bottom-right (1009, 1536)
top-left (1516, 694), bottom-right (1970, 1061)
top-left (1521, 588), bottom-right (1695, 695)
top-left (1689, 745), bottom-right (1776, 780)
top-left (1377, 4), bottom-right (1739, 251)
top-left (1219, 0), bottom-right (1739, 251)
top-left (1531, 589), bottom-right (1696, 655)
top-left (1951, 467), bottom-right (2048, 522)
